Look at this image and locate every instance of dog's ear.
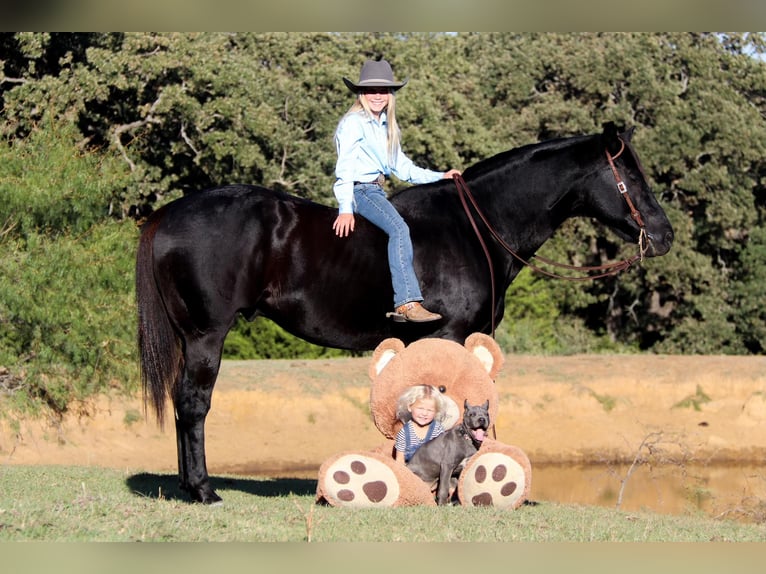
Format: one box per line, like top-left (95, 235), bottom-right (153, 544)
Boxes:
top-left (483, 400), bottom-right (489, 410)
top-left (464, 333), bottom-right (504, 379)
top-left (369, 337), bottom-right (405, 379)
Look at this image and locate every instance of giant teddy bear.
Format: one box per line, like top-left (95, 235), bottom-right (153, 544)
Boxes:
top-left (316, 333), bottom-right (532, 509)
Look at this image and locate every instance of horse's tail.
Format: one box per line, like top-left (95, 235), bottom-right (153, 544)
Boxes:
top-left (135, 209), bottom-right (181, 429)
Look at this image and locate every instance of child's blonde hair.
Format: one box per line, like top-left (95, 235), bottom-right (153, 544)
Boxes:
top-left (396, 385), bottom-right (446, 423)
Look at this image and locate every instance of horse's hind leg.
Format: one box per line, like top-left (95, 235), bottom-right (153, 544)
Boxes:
top-left (173, 332), bottom-right (226, 504)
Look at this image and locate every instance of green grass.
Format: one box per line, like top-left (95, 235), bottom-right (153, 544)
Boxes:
top-left (589, 390), bottom-right (617, 412)
top-left (673, 384), bottom-right (713, 411)
top-left (1, 465), bottom-right (765, 542)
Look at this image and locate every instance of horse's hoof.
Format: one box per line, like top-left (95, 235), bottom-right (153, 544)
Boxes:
top-left (193, 488), bottom-right (223, 505)
top-left (202, 494), bottom-right (223, 505)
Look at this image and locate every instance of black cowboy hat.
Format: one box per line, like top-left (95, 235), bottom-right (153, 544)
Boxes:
top-left (343, 59), bottom-right (409, 92)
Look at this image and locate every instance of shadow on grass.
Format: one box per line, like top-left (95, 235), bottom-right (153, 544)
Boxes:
top-left (126, 472), bottom-right (317, 502)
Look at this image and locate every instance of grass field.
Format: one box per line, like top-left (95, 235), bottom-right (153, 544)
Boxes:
top-left (2, 464), bottom-right (766, 542)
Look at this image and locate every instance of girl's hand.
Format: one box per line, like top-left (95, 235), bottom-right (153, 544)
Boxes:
top-left (333, 213), bottom-right (355, 237)
top-left (443, 169), bottom-right (462, 179)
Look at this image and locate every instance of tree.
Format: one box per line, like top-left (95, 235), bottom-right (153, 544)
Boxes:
top-left (0, 122), bottom-right (136, 415)
top-left (2, 32), bottom-right (766, 359)
top-left (462, 32), bottom-right (766, 352)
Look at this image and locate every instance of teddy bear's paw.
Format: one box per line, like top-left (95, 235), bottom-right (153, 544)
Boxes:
top-left (459, 452), bottom-right (529, 509)
top-left (321, 454), bottom-right (401, 508)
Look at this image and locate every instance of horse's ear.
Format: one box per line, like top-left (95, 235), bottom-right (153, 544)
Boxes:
top-left (621, 126), bottom-right (636, 143)
top-left (602, 121), bottom-right (624, 156)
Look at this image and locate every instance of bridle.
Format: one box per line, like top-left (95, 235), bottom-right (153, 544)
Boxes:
top-left (453, 136), bottom-right (650, 337)
top-left (604, 138), bottom-right (649, 258)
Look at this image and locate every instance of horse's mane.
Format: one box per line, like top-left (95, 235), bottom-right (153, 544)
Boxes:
top-left (373, 131), bottom-right (599, 202)
top-left (461, 132), bottom-right (595, 181)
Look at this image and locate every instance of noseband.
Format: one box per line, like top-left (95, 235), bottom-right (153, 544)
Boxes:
top-left (454, 136), bottom-right (649, 336)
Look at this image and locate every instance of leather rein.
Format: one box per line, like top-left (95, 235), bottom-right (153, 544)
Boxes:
top-left (453, 136), bottom-right (649, 337)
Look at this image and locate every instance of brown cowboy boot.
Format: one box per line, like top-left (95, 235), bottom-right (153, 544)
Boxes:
top-left (387, 302), bottom-right (442, 323)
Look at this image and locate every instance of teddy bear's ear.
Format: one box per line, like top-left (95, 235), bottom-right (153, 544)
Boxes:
top-left (369, 338), bottom-right (406, 379)
top-left (464, 332), bottom-right (505, 379)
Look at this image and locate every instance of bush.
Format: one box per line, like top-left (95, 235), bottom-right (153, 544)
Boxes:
top-left (0, 122), bottom-right (120, 238)
top-left (0, 121), bottom-right (136, 417)
top-left (0, 222), bottom-right (139, 416)
top-left (223, 316), bottom-right (351, 360)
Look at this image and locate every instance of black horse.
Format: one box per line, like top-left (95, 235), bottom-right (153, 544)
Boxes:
top-left (136, 122), bottom-right (673, 503)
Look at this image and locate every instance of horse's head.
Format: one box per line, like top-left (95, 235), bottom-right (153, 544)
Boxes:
top-left (593, 122), bottom-right (674, 258)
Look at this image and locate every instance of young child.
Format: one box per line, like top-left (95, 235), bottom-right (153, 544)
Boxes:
top-left (394, 385), bottom-right (447, 463)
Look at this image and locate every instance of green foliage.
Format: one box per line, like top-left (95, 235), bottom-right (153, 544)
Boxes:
top-left (0, 122), bottom-right (117, 237)
top-left (222, 316), bottom-right (349, 360)
top-left (2, 32), bottom-right (766, 413)
top-left (495, 269), bottom-right (559, 354)
top-left (731, 226), bottom-right (766, 353)
top-left (123, 408), bottom-right (141, 427)
top-left (495, 267), bottom-right (619, 355)
top-left (0, 120), bottom-right (136, 416)
top-left (0, 222), bottom-right (139, 416)
top-left (590, 390), bottom-right (617, 412)
top-left (673, 385), bottom-right (712, 411)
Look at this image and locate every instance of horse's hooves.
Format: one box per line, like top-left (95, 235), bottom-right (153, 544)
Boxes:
top-left (194, 489), bottom-right (223, 505)
top-left (202, 493), bottom-right (223, 505)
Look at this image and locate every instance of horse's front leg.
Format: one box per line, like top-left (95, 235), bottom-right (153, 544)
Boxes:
top-left (174, 338), bottom-right (224, 504)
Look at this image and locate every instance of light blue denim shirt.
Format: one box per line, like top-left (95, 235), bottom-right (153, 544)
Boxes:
top-left (333, 110), bottom-right (444, 214)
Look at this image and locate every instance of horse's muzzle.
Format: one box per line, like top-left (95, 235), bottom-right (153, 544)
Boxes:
top-left (647, 230), bottom-right (674, 257)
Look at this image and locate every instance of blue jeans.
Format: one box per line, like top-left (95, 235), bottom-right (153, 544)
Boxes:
top-left (353, 183), bottom-right (423, 308)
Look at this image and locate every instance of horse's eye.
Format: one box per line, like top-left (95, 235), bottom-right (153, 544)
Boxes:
top-left (438, 385), bottom-right (446, 393)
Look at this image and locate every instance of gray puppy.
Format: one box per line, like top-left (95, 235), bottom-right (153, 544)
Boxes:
top-left (406, 399), bottom-right (490, 505)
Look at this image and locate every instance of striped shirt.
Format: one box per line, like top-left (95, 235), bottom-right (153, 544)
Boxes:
top-left (395, 419), bottom-right (446, 463)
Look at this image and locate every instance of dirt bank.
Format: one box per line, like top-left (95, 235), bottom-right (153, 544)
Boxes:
top-left (2, 355), bottom-right (766, 476)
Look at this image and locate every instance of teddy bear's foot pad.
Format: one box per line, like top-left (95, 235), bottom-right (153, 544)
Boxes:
top-left (322, 454), bottom-right (401, 507)
top-left (459, 452), bottom-right (529, 509)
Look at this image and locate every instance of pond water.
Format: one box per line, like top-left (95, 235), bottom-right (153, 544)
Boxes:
top-left (250, 462), bottom-right (766, 522)
top-left (530, 462), bottom-right (766, 521)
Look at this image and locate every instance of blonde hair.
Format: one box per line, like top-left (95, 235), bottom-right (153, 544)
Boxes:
top-left (396, 385), bottom-right (446, 423)
top-left (344, 89), bottom-right (400, 163)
